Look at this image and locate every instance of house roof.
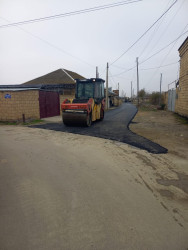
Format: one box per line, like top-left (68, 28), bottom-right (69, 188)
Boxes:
top-left (0, 87), bottom-right (39, 91)
top-left (21, 68), bottom-right (85, 86)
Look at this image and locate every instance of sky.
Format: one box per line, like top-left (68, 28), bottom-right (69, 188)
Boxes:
top-left (0, 0), bottom-right (188, 97)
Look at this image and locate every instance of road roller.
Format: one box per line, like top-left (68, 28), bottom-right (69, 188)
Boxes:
top-left (61, 78), bottom-right (105, 126)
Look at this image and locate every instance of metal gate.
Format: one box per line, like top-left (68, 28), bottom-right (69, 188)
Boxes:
top-left (39, 91), bottom-right (60, 118)
top-left (168, 89), bottom-right (176, 112)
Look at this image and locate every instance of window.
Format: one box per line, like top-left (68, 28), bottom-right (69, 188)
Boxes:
top-left (94, 82), bottom-right (104, 98)
top-left (77, 83), bottom-right (94, 99)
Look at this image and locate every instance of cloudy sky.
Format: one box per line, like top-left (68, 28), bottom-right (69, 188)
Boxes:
top-left (0, 0), bottom-right (187, 96)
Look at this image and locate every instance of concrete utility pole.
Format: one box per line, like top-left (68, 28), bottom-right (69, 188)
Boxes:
top-left (105, 62), bottom-right (109, 110)
top-left (131, 81), bottom-right (132, 99)
top-left (136, 57), bottom-right (139, 107)
top-left (159, 73), bottom-right (162, 105)
top-left (118, 82), bottom-right (120, 104)
top-left (96, 66), bottom-right (99, 78)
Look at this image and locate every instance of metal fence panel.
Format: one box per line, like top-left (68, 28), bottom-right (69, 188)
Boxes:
top-left (168, 89), bottom-right (176, 112)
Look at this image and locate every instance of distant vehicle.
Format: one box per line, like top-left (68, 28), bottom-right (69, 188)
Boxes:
top-left (125, 97), bottom-right (131, 102)
top-left (61, 78), bottom-right (105, 126)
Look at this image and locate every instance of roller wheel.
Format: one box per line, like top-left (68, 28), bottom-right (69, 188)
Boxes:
top-left (86, 113), bottom-right (92, 127)
top-left (100, 109), bottom-right (104, 121)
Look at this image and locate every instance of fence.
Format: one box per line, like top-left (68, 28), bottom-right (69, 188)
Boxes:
top-left (167, 89), bottom-right (176, 112)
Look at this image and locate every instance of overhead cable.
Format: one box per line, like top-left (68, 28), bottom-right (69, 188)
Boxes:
top-left (109, 70), bottom-right (117, 88)
top-left (137, 0), bottom-right (173, 58)
top-left (0, 17), bottom-right (95, 68)
top-left (111, 65), bottom-right (136, 77)
top-left (140, 61), bottom-right (179, 70)
top-left (140, 29), bottom-right (188, 64)
top-left (0, 0), bottom-right (142, 29)
top-left (142, 24), bottom-right (188, 89)
top-left (110, 0), bottom-right (178, 65)
top-left (111, 30), bottom-right (188, 77)
top-left (140, 0), bottom-right (186, 60)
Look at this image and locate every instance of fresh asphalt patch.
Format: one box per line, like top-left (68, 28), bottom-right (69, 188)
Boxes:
top-left (31, 103), bottom-right (168, 154)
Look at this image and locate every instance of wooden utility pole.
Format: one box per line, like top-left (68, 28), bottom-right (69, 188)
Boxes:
top-left (136, 57), bottom-right (139, 107)
top-left (105, 62), bottom-right (109, 110)
top-left (131, 81), bottom-right (132, 99)
top-left (159, 73), bottom-right (162, 105)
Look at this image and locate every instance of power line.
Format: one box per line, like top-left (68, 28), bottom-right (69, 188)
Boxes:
top-left (142, 24), bottom-right (188, 89)
top-left (109, 70), bottom-right (117, 88)
top-left (110, 0), bottom-right (178, 65)
top-left (0, 17), bottom-right (95, 68)
top-left (140, 29), bottom-right (188, 65)
top-left (111, 60), bottom-right (179, 78)
top-left (140, 61), bottom-right (179, 70)
top-left (112, 65), bottom-right (136, 77)
top-left (0, 0), bottom-right (142, 29)
top-left (139, 0), bottom-right (186, 60)
top-left (111, 30), bottom-right (188, 77)
top-left (138, 0), bottom-right (173, 58)
top-left (138, 18), bottom-right (165, 58)
top-left (166, 72), bottom-right (188, 89)
top-left (156, 24), bottom-right (188, 66)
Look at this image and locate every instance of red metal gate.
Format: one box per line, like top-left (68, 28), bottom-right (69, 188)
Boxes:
top-left (39, 91), bottom-right (60, 118)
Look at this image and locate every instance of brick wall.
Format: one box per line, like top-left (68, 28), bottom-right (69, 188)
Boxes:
top-left (0, 90), bottom-right (40, 121)
top-left (63, 89), bottom-right (75, 95)
top-left (113, 97), bottom-right (122, 106)
top-left (175, 37), bottom-right (188, 117)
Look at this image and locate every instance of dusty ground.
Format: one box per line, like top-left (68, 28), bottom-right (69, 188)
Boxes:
top-left (130, 108), bottom-right (188, 159)
top-left (129, 108), bottom-right (188, 221)
top-left (0, 110), bottom-right (188, 249)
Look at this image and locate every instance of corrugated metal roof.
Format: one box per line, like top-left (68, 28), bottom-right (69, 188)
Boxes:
top-left (0, 88), bottom-right (39, 91)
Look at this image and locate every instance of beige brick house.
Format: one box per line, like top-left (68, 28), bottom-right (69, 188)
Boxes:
top-left (0, 89), bottom-right (40, 121)
top-left (0, 68), bottom-right (85, 121)
top-left (0, 88), bottom-right (61, 121)
top-left (22, 68), bottom-right (85, 116)
top-left (175, 36), bottom-right (188, 117)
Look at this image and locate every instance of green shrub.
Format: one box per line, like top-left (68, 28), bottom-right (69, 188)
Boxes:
top-left (149, 92), bottom-right (164, 105)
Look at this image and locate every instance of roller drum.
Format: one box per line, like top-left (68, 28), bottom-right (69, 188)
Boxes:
top-left (63, 112), bottom-right (89, 126)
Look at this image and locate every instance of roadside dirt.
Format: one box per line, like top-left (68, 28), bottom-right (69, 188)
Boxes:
top-left (129, 108), bottom-right (188, 221)
top-left (130, 108), bottom-right (188, 160)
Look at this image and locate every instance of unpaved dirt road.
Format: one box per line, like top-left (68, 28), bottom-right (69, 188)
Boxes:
top-left (0, 125), bottom-right (188, 250)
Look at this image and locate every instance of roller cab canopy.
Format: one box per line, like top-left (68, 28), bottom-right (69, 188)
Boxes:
top-left (75, 78), bottom-right (105, 100)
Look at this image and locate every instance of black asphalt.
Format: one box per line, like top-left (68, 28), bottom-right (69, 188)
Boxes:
top-left (31, 103), bottom-right (168, 154)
